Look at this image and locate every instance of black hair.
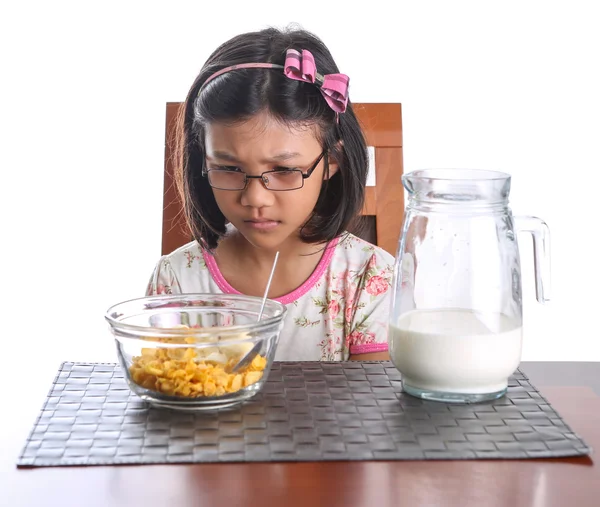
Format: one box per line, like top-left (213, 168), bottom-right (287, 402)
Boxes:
top-left (173, 26), bottom-right (368, 250)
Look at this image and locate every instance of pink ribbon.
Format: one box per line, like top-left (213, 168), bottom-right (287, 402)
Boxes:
top-left (284, 49), bottom-right (350, 114)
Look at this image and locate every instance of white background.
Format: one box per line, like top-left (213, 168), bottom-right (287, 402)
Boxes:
top-left (1, 0), bottom-right (599, 387)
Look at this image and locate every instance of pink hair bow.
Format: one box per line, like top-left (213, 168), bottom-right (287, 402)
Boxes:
top-left (284, 49), bottom-right (350, 114)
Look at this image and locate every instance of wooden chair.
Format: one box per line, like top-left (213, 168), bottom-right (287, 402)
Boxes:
top-left (161, 102), bottom-right (404, 256)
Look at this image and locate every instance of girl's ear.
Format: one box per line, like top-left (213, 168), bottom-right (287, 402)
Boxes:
top-left (324, 141), bottom-right (343, 180)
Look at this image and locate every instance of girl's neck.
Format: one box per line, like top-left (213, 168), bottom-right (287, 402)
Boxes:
top-left (228, 231), bottom-right (323, 266)
top-left (213, 230), bottom-right (329, 298)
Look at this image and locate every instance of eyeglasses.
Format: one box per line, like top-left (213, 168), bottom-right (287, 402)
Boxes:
top-left (203, 151), bottom-right (327, 191)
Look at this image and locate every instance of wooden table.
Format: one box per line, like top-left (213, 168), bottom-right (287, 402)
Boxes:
top-left (2, 362), bottom-right (599, 507)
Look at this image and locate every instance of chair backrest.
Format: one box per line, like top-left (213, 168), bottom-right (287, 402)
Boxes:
top-left (162, 102), bottom-right (404, 256)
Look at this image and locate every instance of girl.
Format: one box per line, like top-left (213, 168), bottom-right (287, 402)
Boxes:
top-left (147, 26), bottom-right (395, 362)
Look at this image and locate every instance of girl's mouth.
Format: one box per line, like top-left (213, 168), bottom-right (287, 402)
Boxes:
top-left (244, 219), bottom-right (280, 231)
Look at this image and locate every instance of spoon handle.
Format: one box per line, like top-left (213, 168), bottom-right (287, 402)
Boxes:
top-left (257, 251), bottom-right (280, 321)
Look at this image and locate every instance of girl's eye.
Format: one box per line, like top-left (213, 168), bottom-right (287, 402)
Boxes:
top-left (273, 167), bottom-right (298, 174)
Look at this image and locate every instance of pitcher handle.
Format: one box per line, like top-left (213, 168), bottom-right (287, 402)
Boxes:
top-left (514, 216), bottom-right (551, 303)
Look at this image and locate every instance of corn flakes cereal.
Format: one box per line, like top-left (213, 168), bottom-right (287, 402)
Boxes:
top-left (128, 335), bottom-right (268, 398)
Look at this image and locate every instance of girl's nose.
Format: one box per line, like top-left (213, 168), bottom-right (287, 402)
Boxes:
top-left (240, 177), bottom-right (275, 208)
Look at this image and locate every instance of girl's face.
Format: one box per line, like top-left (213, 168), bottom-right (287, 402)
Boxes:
top-left (204, 112), bottom-right (338, 250)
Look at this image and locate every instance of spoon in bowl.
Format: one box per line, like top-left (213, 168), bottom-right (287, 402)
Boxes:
top-left (227, 251), bottom-right (280, 373)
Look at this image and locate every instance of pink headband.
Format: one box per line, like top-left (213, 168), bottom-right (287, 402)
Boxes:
top-left (199, 49), bottom-right (350, 114)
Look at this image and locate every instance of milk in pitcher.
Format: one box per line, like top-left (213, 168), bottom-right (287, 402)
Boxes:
top-left (389, 308), bottom-right (522, 396)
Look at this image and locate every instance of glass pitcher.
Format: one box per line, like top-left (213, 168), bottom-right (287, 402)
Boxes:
top-left (388, 169), bottom-right (550, 403)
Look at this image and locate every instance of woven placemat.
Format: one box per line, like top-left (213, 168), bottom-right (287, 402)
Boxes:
top-left (17, 361), bottom-right (591, 467)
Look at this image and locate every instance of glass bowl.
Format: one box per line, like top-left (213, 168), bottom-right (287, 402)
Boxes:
top-left (105, 294), bottom-right (287, 411)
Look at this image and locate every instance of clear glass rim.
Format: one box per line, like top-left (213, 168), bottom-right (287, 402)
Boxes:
top-left (105, 293), bottom-right (287, 340)
top-left (404, 169), bottom-right (511, 182)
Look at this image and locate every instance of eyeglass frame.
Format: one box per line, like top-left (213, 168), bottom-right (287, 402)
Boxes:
top-left (202, 150), bottom-right (328, 191)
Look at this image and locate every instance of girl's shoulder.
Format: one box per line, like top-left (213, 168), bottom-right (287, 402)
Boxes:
top-left (160, 240), bottom-right (207, 272)
top-left (333, 232), bottom-right (395, 267)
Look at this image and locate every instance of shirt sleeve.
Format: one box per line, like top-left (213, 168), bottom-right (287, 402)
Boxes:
top-left (346, 250), bottom-right (394, 356)
top-left (145, 256), bottom-right (182, 296)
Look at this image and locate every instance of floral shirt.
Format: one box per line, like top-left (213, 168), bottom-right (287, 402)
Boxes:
top-left (146, 233), bottom-right (395, 361)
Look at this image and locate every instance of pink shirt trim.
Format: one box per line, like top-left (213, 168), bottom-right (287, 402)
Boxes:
top-left (202, 238), bottom-right (340, 305)
top-left (350, 342), bottom-right (389, 355)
